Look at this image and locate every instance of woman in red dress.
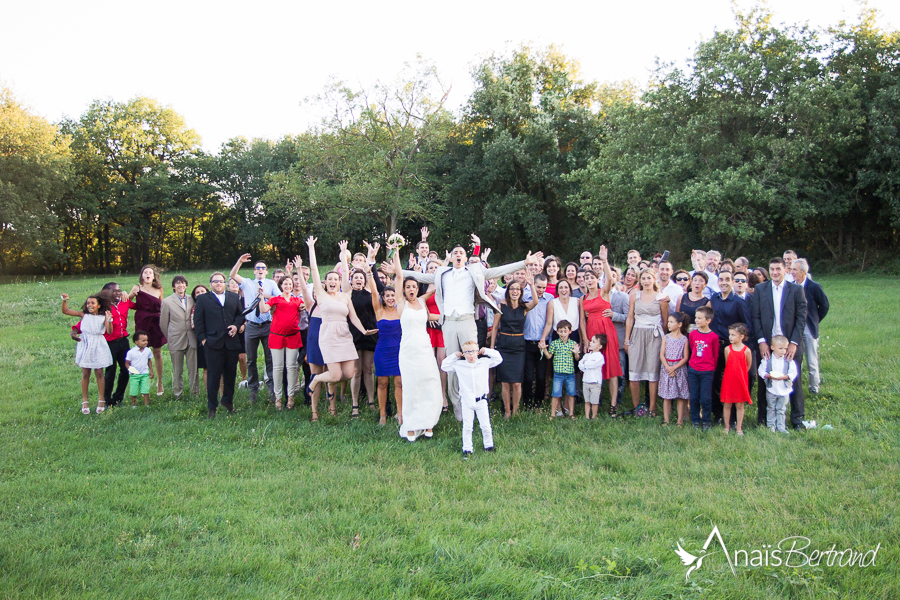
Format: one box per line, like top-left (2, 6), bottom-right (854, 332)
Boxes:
top-left (579, 246), bottom-right (623, 415)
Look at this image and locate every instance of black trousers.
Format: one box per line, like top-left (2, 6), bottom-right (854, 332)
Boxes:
top-left (756, 346), bottom-right (805, 427)
top-left (711, 338), bottom-right (728, 421)
top-left (475, 318), bottom-right (488, 349)
top-left (522, 340), bottom-right (547, 408)
top-left (299, 328), bottom-right (312, 405)
top-left (205, 344), bottom-right (239, 412)
top-left (105, 336), bottom-right (130, 405)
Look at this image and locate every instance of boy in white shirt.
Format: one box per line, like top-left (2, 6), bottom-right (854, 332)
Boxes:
top-left (757, 335), bottom-right (799, 433)
top-left (441, 341), bottom-right (503, 458)
top-left (578, 334), bottom-right (606, 419)
top-left (125, 330), bottom-right (154, 406)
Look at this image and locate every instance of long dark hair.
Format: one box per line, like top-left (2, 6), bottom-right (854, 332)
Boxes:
top-left (81, 293), bottom-right (111, 314)
top-left (505, 281), bottom-right (522, 306)
top-left (138, 264), bottom-right (162, 290)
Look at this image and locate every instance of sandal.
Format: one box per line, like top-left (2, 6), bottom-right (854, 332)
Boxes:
top-left (609, 403), bottom-right (618, 418)
top-left (648, 410), bottom-right (657, 418)
top-left (275, 398), bottom-right (283, 410)
top-left (442, 406), bottom-right (448, 413)
top-left (81, 401), bottom-right (90, 415)
top-left (310, 411), bottom-right (319, 422)
top-left (378, 416), bottom-right (386, 425)
top-left (351, 406), bottom-right (360, 419)
top-left (287, 397), bottom-right (295, 410)
top-left (95, 400), bottom-right (106, 414)
top-left (366, 400), bottom-right (375, 410)
top-left (328, 406), bottom-right (337, 417)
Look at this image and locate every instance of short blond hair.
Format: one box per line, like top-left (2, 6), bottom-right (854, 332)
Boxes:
top-left (462, 340), bottom-right (479, 349)
top-left (771, 335), bottom-right (789, 347)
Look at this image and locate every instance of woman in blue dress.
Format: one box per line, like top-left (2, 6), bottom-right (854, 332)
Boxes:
top-left (368, 266), bottom-right (402, 425)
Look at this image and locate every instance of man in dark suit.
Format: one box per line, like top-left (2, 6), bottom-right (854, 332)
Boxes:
top-left (790, 258), bottom-right (829, 394)
top-left (193, 272), bottom-right (245, 418)
top-left (750, 258), bottom-right (808, 429)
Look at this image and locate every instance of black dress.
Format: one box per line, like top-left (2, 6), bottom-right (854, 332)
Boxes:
top-left (495, 303), bottom-right (526, 383)
top-left (349, 289), bottom-right (378, 352)
top-left (680, 294), bottom-right (708, 325)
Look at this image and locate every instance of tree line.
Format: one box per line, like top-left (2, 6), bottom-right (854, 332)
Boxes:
top-left (2, 7), bottom-right (899, 275)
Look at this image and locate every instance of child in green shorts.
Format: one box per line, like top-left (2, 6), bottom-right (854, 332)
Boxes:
top-left (125, 331), bottom-right (154, 406)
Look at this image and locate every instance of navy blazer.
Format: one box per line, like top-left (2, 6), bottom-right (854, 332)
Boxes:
top-left (193, 291), bottom-right (245, 351)
top-left (801, 278), bottom-right (829, 339)
top-left (750, 280), bottom-right (808, 347)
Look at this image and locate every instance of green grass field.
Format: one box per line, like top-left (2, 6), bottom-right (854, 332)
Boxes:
top-left (0, 273), bottom-right (897, 599)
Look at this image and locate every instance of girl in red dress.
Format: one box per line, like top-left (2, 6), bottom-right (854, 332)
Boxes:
top-left (721, 323), bottom-right (753, 435)
top-left (579, 246), bottom-right (623, 416)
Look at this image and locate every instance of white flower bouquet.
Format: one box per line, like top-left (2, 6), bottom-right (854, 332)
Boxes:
top-left (386, 233), bottom-right (405, 260)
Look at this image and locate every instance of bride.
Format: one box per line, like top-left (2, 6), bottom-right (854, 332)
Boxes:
top-left (389, 241), bottom-right (443, 441)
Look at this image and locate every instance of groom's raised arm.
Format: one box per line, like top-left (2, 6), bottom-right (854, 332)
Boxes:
top-left (483, 250), bottom-right (544, 280)
top-left (402, 270), bottom-right (435, 284)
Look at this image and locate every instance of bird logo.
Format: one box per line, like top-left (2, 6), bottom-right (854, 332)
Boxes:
top-left (675, 525), bottom-right (735, 581)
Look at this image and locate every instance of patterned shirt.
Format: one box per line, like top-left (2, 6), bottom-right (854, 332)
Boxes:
top-left (548, 339), bottom-right (578, 375)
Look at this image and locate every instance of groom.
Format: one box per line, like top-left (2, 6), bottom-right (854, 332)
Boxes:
top-left (404, 243), bottom-right (544, 419)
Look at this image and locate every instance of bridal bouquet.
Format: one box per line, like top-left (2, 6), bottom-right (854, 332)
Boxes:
top-left (386, 233), bottom-right (405, 260)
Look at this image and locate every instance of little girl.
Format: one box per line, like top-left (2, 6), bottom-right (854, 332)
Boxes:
top-left (720, 322), bottom-right (753, 435)
top-left (62, 293), bottom-right (113, 414)
top-left (578, 334), bottom-right (606, 419)
top-left (658, 312), bottom-right (690, 426)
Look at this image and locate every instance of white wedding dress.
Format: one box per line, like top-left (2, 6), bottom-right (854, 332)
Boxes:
top-left (398, 303), bottom-right (442, 439)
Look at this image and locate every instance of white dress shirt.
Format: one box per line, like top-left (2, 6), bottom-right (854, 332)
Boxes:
top-left (660, 280), bottom-right (684, 314)
top-left (757, 354), bottom-right (798, 396)
top-left (214, 292), bottom-right (226, 306)
top-left (442, 267), bottom-right (476, 316)
top-left (441, 349), bottom-right (503, 401)
top-left (771, 280), bottom-right (785, 338)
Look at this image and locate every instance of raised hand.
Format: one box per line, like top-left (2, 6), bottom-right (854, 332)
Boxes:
top-left (293, 255), bottom-right (303, 268)
top-left (105, 310), bottom-right (112, 320)
top-left (420, 226), bottom-right (429, 241)
top-left (525, 251), bottom-right (545, 265)
top-left (238, 253), bottom-right (252, 264)
top-left (471, 233), bottom-right (481, 246)
top-left (380, 260), bottom-right (395, 274)
top-left (285, 259), bottom-right (293, 273)
top-left (338, 240), bottom-right (349, 253)
top-left (306, 236), bottom-right (317, 247)
top-left (482, 248), bottom-right (491, 261)
top-left (598, 245), bottom-right (608, 262)
top-left (61, 293), bottom-right (70, 302)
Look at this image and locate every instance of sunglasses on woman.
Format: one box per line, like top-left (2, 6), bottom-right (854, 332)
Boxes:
top-left (675, 276), bottom-right (689, 282)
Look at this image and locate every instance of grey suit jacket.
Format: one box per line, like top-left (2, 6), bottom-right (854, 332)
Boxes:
top-left (403, 260), bottom-right (526, 324)
top-left (160, 293), bottom-right (197, 351)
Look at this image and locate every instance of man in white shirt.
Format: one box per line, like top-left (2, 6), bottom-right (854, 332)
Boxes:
top-left (230, 254), bottom-right (279, 403)
top-left (657, 260), bottom-right (683, 314)
top-left (404, 244), bottom-right (543, 418)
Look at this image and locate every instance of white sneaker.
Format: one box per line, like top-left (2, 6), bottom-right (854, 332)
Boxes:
top-left (238, 380), bottom-right (248, 389)
top-left (556, 410), bottom-right (564, 417)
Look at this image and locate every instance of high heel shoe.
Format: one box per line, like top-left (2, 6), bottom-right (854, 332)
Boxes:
top-left (81, 401), bottom-right (90, 415)
top-left (310, 411), bottom-right (319, 422)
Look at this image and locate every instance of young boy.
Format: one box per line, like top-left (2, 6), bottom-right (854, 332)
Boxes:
top-left (441, 341), bottom-right (503, 458)
top-left (757, 335), bottom-right (799, 433)
top-left (540, 320), bottom-right (581, 419)
top-left (125, 330), bottom-right (154, 407)
top-left (688, 307), bottom-right (719, 430)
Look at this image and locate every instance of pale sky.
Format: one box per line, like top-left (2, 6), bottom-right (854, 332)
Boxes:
top-left (2, 0), bottom-right (897, 152)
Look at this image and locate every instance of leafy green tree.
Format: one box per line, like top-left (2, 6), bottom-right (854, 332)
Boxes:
top-left (439, 45), bottom-right (608, 261)
top-left (62, 97), bottom-right (203, 271)
top-left (0, 87), bottom-right (72, 271)
top-left (264, 58), bottom-right (453, 249)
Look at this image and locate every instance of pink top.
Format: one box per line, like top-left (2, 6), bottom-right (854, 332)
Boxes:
top-left (688, 330), bottom-right (719, 372)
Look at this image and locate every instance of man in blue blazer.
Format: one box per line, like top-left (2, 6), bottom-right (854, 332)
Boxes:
top-left (790, 259), bottom-right (829, 394)
top-left (750, 258), bottom-right (808, 429)
top-left (194, 272), bottom-right (246, 418)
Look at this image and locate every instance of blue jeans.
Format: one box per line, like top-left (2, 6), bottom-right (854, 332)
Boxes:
top-left (551, 372), bottom-right (577, 397)
top-left (688, 367), bottom-right (714, 425)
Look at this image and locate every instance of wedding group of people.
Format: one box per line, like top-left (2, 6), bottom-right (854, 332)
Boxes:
top-left (62, 226), bottom-right (830, 454)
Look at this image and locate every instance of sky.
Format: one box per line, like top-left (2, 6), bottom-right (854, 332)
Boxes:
top-left (2, 0), bottom-right (898, 152)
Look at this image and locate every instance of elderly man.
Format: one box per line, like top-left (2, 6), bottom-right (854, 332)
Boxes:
top-left (404, 243), bottom-right (544, 418)
top-left (791, 259), bottom-right (829, 394)
top-left (579, 250), bottom-right (593, 267)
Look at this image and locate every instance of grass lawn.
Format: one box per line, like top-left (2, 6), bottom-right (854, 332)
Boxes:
top-left (0, 272), bottom-right (897, 599)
